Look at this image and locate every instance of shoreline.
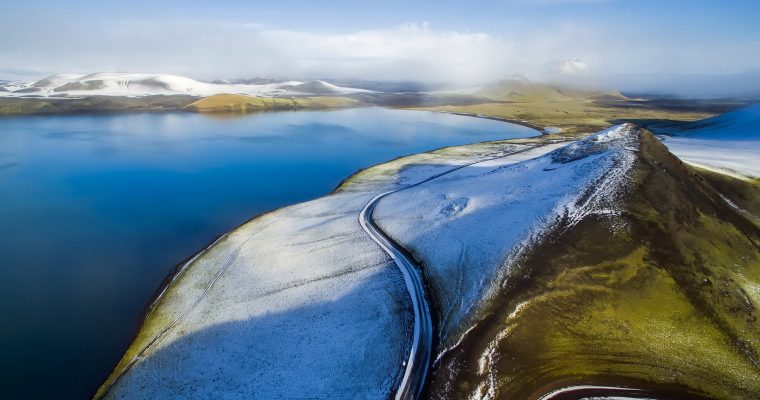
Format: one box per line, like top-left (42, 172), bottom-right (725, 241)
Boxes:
top-left (415, 109), bottom-right (548, 133)
top-left (93, 111), bottom-right (546, 399)
top-left (0, 99), bottom-right (547, 136)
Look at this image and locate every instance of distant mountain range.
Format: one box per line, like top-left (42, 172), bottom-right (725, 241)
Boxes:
top-left (442, 77), bottom-right (627, 102)
top-left (0, 73), bottom-right (373, 98)
top-left (0, 72), bottom-right (629, 101)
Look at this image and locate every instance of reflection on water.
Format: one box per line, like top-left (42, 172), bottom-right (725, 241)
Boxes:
top-left (0, 108), bottom-right (535, 398)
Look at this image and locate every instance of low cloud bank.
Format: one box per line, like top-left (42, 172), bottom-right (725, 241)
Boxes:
top-left (1, 16), bottom-right (758, 97)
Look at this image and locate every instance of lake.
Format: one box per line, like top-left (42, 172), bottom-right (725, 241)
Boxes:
top-left (0, 108), bottom-right (535, 398)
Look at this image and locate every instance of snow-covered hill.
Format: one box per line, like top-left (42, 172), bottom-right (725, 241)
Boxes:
top-left (0, 73), bottom-right (372, 98)
top-left (95, 123), bottom-right (759, 398)
top-left (99, 130), bottom-right (632, 399)
top-left (660, 104), bottom-right (760, 178)
top-left (374, 125), bottom-right (637, 343)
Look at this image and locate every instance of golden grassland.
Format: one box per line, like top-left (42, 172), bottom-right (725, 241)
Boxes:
top-left (185, 93), bottom-right (359, 113)
top-left (404, 81), bottom-right (721, 135)
top-left (409, 100), bottom-right (715, 136)
top-left (0, 95), bottom-right (197, 115)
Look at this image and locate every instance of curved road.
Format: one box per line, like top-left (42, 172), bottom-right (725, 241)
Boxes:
top-left (103, 140), bottom-right (558, 400)
top-left (359, 143), bottom-right (554, 400)
top-left (360, 191), bottom-right (433, 400)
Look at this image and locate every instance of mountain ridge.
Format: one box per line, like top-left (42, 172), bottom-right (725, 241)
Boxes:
top-left (0, 73), bottom-right (367, 98)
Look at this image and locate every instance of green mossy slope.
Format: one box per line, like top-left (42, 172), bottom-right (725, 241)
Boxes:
top-left (428, 130), bottom-right (760, 399)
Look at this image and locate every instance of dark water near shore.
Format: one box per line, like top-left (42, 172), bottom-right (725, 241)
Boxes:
top-left (0, 108), bottom-right (534, 398)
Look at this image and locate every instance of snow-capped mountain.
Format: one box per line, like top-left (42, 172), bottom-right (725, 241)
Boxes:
top-left (279, 80), bottom-right (371, 95)
top-left (0, 73), bottom-right (373, 98)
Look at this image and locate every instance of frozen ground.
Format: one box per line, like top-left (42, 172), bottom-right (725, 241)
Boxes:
top-left (100, 135), bottom-right (565, 399)
top-left (660, 104), bottom-right (760, 179)
top-left (374, 125), bottom-right (638, 346)
top-left (0, 73), bottom-right (371, 98)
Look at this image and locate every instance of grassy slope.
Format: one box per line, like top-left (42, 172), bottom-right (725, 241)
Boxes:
top-left (411, 100), bottom-right (716, 135)
top-left (427, 131), bottom-right (760, 399)
top-left (0, 95), bottom-right (197, 115)
top-left (185, 93), bottom-right (359, 112)
top-left (697, 167), bottom-right (760, 226)
top-left (474, 80), bottom-right (625, 103)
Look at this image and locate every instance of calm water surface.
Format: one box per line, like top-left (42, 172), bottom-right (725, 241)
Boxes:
top-left (0, 108), bottom-right (535, 398)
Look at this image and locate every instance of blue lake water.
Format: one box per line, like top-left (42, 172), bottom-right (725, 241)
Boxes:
top-left (0, 108), bottom-right (535, 398)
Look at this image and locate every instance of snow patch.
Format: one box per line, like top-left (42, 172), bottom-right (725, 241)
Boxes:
top-left (661, 104), bottom-right (760, 178)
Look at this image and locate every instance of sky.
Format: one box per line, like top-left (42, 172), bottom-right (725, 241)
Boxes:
top-left (1, 0), bottom-right (760, 96)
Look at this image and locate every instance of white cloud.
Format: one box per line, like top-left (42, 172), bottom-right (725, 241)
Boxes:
top-left (253, 23), bottom-right (508, 82)
top-left (0, 19), bottom-right (513, 83)
top-left (0, 15), bottom-right (758, 95)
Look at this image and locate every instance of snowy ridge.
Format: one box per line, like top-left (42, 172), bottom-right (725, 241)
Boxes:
top-left (98, 126), bottom-right (642, 399)
top-left (374, 124), bottom-right (638, 348)
top-left (99, 136), bottom-right (568, 399)
top-left (0, 72), bottom-right (373, 98)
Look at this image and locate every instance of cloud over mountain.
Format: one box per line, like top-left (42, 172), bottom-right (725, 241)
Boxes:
top-left (0, 10), bottom-right (758, 96)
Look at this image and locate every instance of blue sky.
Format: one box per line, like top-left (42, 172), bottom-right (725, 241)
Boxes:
top-left (6, 0), bottom-right (760, 33)
top-left (2, 0), bottom-right (759, 94)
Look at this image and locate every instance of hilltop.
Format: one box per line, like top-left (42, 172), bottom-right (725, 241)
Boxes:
top-left (422, 128), bottom-right (760, 399)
